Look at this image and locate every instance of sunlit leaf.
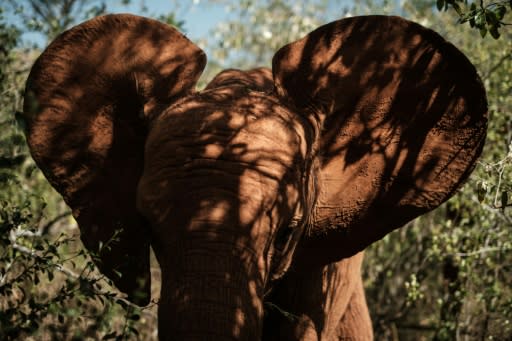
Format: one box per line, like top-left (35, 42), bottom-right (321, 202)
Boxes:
top-left (477, 182), bottom-right (487, 202)
top-left (480, 26), bottom-right (488, 37)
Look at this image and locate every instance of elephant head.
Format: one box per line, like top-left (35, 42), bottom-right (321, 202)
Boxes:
top-left (23, 14), bottom-right (487, 340)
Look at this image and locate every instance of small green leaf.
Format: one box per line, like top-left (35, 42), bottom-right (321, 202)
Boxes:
top-left (452, 2), bottom-right (462, 15)
top-left (476, 12), bottom-right (485, 26)
top-left (490, 25), bottom-right (501, 39)
top-left (480, 26), bottom-right (488, 38)
top-left (264, 302), bottom-right (300, 321)
top-left (485, 10), bottom-right (499, 26)
top-left (501, 191), bottom-right (508, 211)
top-left (496, 5), bottom-right (506, 20)
top-left (116, 299), bottom-right (128, 310)
top-left (477, 182), bottom-right (486, 202)
top-left (437, 0), bottom-right (445, 11)
top-left (14, 111), bottom-right (27, 131)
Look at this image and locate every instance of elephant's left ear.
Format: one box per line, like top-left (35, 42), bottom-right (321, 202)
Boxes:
top-left (272, 15), bottom-right (487, 265)
top-left (23, 14), bottom-right (206, 304)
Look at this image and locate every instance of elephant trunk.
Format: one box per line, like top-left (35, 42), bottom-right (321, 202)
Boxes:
top-left (155, 230), bottom-right (264, 341)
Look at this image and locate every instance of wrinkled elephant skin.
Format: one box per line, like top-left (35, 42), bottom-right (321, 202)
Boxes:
top-left (23, 14), bottom-right (487, 340)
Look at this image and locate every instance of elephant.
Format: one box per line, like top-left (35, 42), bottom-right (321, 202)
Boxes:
top-left (22, 13), bottom-right (487, 340)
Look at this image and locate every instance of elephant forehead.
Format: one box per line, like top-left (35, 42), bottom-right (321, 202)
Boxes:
top-left (138, 88), bottom-right (311, 243)
top-left (139, 88), bottom-right (310, 223)
top-left (147, 88), bottom-right (309, 169)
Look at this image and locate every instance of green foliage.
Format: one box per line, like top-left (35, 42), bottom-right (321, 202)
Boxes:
top-left (360, 2), bottom-right (512, 339)
top-left (155, 12), bottom-right (185, 30)
top-left (0, 1), bottom-right (158, 339)
top-left (437, 0), bottom-right (512, 38)
top-left (0, 202), bottom-right (144, 340)
top-left (6, 0), bottom-right (109, 42)
top-left (200, 0), bottom-right (348, 73)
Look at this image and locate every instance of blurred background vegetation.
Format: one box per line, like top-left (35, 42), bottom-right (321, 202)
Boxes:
top-left (0, 0), bottom-right (510, 340)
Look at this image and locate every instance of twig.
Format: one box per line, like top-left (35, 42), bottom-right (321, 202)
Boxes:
top-left (455, 246), bottom-right (508, 257)
top-left (40, 211), bottom-right (72, 234)
top-left (8, 226), bottom-right (80, 279)
top-left (483, 50), bottom-right (512, 80)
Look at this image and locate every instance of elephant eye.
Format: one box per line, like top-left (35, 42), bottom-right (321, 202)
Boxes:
top-left (273, 224), bottom-right (295, 253)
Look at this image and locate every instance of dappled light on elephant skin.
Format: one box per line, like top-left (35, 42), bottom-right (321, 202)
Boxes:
top-left (136, 80), bottom-right (313, 339)
top-left (22, 14), bottom-right (206, 305)
top-left (24, 13), bottom-right (486, 341)
top-left (206, 67), bottom-right (275, 91)
top-left (263, 252), bottom-right (369, 340)
top-left (273, 15), bottom-right (487, 266)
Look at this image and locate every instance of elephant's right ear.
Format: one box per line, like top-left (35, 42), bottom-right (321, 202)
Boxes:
top-left (23, 14), bottom-right (206, 304)
top-left (272, 16), bottom-right (487, 266)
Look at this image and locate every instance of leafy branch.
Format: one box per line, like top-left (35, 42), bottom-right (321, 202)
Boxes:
top-left (437, 0), bottom-right (512, 38)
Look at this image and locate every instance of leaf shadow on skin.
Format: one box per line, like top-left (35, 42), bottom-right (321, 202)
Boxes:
top-left (264, 15), bottom-right (487, 340)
